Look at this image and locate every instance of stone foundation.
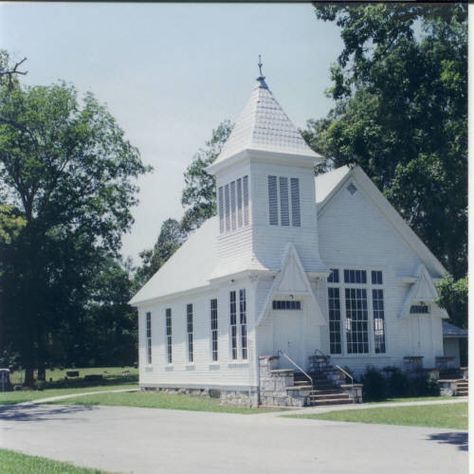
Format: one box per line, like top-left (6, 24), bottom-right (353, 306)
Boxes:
top-left (140, 385), bottom-right (258, 408)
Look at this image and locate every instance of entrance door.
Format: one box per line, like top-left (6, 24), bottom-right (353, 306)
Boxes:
top-left (272, 310), bottom-right (304, 369)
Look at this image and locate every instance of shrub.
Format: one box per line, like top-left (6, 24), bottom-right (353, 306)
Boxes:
top-left (362, 367), bottom-right (387, 401)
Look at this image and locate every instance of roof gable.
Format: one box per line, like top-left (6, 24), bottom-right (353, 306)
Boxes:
top-left (316, 165), bottom-right (446, 277)
top-left (256, 243), bottom-right (326, 326)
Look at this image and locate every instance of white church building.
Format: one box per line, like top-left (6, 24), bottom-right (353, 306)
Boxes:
top-left (130, 71), bottom-right (463, 406)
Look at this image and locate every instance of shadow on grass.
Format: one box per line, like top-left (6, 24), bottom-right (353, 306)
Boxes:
top-left (428, 432), bottom-right (468, 452)
top-left (0, 403), bottom-right (95, 423)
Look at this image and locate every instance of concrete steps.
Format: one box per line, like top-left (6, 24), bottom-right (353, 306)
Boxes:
top-left (456, 380), bottom-right (468, 396)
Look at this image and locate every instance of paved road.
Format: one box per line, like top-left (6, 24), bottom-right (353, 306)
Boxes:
top-left (0, 403), bottom-right (467, 474)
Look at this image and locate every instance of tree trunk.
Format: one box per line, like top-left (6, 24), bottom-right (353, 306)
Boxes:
top-left (24, 367), bottom-right (34, 387)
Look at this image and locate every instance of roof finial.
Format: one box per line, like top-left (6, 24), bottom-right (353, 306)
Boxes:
top-left (258, 54), bottom-right (264, 78)
top-left (256, 54), bottom-right (268, 89)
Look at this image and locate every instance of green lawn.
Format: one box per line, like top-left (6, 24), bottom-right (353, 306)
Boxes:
top-left (0, 384), bottom-right (137, 405)
top-left (292, 402), bottom-right (467, 430)
top-left (48, 390), bottom-right (277, 414)
top-left (0, 449), bottom-right (108, 474)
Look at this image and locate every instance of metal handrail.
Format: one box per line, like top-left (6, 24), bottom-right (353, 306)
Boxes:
top-left (335, 365), bottom-right (354, 387)
top-left (277, 350), bottom-right (313, 388)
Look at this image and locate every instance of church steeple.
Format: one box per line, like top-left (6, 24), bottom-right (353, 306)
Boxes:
top-left (207, 65), bottom-right (322, 175)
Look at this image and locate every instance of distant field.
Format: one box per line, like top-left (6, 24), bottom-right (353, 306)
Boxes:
top-left (47, 390), bottom-right (279, 414)
top-left (0, 448), bottom-right (107, 473)
top-left (291, 402), bottom-right (467, 430)
top-left (9, 366), bottom-right (138, 386)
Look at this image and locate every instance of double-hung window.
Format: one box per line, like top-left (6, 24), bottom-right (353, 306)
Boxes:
top-left (230, 289), bottom-right (248, 360)
top-left (146, 312), bottom-right (152, 364)
top-left (165, 308), bottom-right (172, 364)
top-left (210, 299), bottom-right (218, 362)
top-left (186, 304), bottom-right (193, 363)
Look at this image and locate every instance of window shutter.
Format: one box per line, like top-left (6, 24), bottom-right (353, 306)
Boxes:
top-left (237, 178), bottom-right (243, 228)
top-left (230, 181), bottom-right (236, 230)
top-left (279, 177), bottom-right (289, 226)
top-left (218, 186), bottom-right (224, 233)
top-left (243, 176), bottom-right (249, 226)
top-left (224, 184), bottom-right (230, 232)
top-left (268, 176), bottom-right (278, 225)
top-left (290, 178), bottom-right (301, 227)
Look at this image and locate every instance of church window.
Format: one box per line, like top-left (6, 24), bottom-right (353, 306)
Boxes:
top-left (210, 299), bottom-right (218, 362)
top-left (410, 304), bottom-right (430, 314)
top-left (230, 181), bottom-right (237, 230)
top-left (146, 312), bottom-right (152, 364)
top-left (240, 289), bottom-right (248, 360)
top-left (290, 178), bottom-right (301, 227)
top-left (345, 288), bottom-right (369, 354)
top-left (268, 176), bottom-right (278, 225)
top-left (237, 178), bottom-right (243, 227)
top-left (268, 175), bottom-right (301, 227)
top-left (186, 304), bottom-right (193, 363)
top-left (279, 177), bottom-right (290, 226)
top-left (328, 288), bottom-right (341, 354)
top-left (224, 184), bottom-right (230, 232)
top-left (243, 176), bottom-right (249, 226)
top-left (344, 269), bottom-right (367, 284)
top-left (218, 176), bottom-right (249, 233)
top-left (272, 300), bottom-right (302, 310)
top-left (166, 308), bottom-right (172, 364)
top-left (218, 186), bottom-right (224, 233)
top-left (328, 269), bottom-right (385, 355)
top-left (230, 291), bottom-right (238, 359)
top-left (372, 289), bottom-right (386, 353)
top-left (371, 270), bottom-right (383, 285)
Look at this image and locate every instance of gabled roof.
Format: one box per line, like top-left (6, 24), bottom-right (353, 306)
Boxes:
top-left (210, 77), bottom-right (321, 170)
top-left (256, 243), bottom-right (326, 327)
top-left (129, 218), bottom-right (218, 306)
top-left (315, 165), bottom-right (446, 277)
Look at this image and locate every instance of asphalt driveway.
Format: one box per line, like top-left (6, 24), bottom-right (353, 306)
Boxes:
top-left (0, 403), bottom-right (467, 474)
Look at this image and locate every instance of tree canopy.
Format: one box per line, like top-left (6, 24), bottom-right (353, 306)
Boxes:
top-left (181, 121), bottom-right (233, 232)
top-left (306, 3), bottom-right (467, 281)
top-left (0, 52), bottom-right (149, 382)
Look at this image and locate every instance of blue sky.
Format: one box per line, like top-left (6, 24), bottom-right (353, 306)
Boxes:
top-left (1, 3), bottom-right (343, 263)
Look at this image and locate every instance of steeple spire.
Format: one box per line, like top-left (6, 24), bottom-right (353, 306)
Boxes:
top-left (256, 54), bottom-right (268, 90)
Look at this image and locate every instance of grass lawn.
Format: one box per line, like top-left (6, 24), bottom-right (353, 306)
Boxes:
top-left (0, 384), bottom-right (137, 405)
top-left (48, 390), bottom-right (278, 414)
top-left (292, 402), bottom-right (467, 430)
top-left (373, 396), bottom-right (453, 403)
top-left (0, 448), bottom-right (108, 474)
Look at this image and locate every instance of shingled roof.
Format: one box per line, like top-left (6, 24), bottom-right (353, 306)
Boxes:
top-left (212, 76), bottom-right (321, 167)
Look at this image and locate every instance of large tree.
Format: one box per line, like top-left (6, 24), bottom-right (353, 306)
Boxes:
top-left (306, 4), bottom-right (467, 281)
top-left (0, 57), bottom-right (149, 383)
top-left (134, 218), bottom-right (185, 290)
top-left (181, 121), bottom-right (233, 232)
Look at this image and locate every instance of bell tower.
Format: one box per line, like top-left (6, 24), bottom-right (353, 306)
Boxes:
top-left (207, 62), bottom-right (327, 279)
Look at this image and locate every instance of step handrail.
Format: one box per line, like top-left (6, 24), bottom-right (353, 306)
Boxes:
top-left (335, 365), bottom-right (354, 387)
top-left (277, 350), bottom-right (313, 388)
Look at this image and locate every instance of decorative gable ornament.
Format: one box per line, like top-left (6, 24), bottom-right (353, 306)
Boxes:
top-left (399, 264), bottom-right (447, 319)
top-left (256, 243), bottom-right (326, 327)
